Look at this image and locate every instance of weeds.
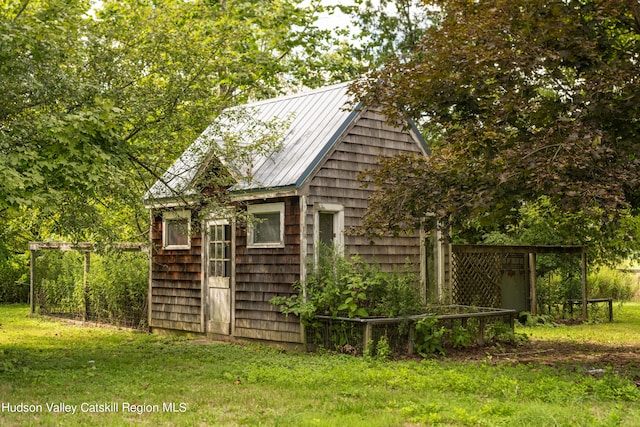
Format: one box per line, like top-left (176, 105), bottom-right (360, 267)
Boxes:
top-left (33, 250), bottom-right (147, 328)
top-left (270, 249), bottom-right (424, 322)
top-left (451, 325), bottom-right (472, 349)
top-left (414, 317), bottom-right (446, 356)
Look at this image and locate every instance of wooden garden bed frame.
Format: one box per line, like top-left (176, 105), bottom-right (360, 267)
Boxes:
top-left (311, 305), bottom-right (517, 355)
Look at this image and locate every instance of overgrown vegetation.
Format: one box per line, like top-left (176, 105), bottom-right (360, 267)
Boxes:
top-left (271, 249), bottom-right (519, 357)
top-left (34, 250), bottom-right (148, 328)
top-left (414, 317), bottom-right (446, 356)
top-left (0, 253), bottom-right (29, 303)
top-left (270, 248), bottom-right (424, 323)
top-left (588, 267), bottom-right (638, 301)
top-left (2, 304), bottom-right (640, 426)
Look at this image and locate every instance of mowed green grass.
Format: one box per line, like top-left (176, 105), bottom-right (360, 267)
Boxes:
top-left (522, 302), bottom-right (640, 346)
top-left (1, 304), bottom-right (640, 426)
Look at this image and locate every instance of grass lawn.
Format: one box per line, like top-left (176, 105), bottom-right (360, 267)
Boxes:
top-left (1, 304), bottom-right (640, 426)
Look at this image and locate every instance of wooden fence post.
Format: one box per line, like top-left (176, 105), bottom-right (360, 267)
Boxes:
top-left (581, 251), bottom-right (588, 319)
top-left (363, 323), bottom-right (372, 354)
top-left (83, 251), bottom-right (91, 322)
top-left (407, 323), bottom-right (415, 355)
top-left (477, 317), bottom-right (486, 346)
top-left (529, 253), bottom-right (537, 316)
top-left (30, 250), bottom-right (37, 315)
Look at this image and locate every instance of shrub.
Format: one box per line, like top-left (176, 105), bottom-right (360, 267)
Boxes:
top-left (0, 254), bottom-right (29, 303)
top-left (588, 267), bottom-right (637, 302)
top-left (270, 248), bottom-right (424, 322)
top-left (414, 317), bottom-right (446, 356)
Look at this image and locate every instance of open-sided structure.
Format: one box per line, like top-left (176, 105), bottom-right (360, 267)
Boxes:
top-left (447, 244), bottom-right (589, 317)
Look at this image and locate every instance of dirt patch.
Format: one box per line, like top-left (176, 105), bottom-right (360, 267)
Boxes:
top-left (444, 339), bottom-right (640, 378)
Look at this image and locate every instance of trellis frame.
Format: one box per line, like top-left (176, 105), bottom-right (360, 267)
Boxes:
top-left (450, 245), bottom-right (588, 318)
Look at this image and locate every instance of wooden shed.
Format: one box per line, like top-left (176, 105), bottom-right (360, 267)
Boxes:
top-left (143, 82), bottom-right (430, 344)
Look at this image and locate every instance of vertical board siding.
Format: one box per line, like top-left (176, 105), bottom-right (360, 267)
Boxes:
top-left (234, 197), bottom-right (302, 342)
top-left (304, 110), bottom-right (425, 272)
top-left (150, 211), bottom-right (203, 333)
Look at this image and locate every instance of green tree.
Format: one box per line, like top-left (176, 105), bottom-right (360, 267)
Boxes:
top-left (1, 0), bottom-right (350, 239)
top-left (336, 0), bottom-right (430, 69)
top-left (354, 0), bottom-right (640, 261)
top-left (0, 0), bottom-right (357, 296)
top-left (0, 0), bottom-right (123, 214)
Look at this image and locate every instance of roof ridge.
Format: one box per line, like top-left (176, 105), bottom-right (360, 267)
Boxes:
top-left (233, 81), bottom-right (353, 109)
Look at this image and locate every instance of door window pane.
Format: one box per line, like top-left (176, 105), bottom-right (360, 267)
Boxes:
top-left (209, 222), bottom-right (231, 278)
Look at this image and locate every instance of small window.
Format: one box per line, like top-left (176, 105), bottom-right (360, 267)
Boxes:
top-left (314, 203), bottom-right (344, 258)
top-left (318, 212), bottom-right (335, 248)
top-left (163, 210), bottom-right (191, 250)
top-left (248, 203), bottom-right (285, 248)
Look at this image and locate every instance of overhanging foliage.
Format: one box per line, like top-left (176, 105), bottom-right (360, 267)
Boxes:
top-left (353, 0), bottom-right (640, 262)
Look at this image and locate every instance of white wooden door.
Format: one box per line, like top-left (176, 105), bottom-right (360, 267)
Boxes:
top-left (205, 220), bottom-right (232, 335)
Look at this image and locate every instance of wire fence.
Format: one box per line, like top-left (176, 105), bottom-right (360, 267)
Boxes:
top-left (30, 243), bottom-right (148, 329)
top-left (306, 305), bottom-right (516, 357)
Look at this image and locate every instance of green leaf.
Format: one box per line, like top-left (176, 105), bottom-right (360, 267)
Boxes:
top-left (356, 308), bottom-right (369, 318)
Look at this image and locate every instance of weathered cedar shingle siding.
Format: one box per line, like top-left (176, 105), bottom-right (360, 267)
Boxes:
top-left (303, 110), bottom-right (424, 271)
top-left (144, 83), bottom-right (430, 342)
top-left (150, 212), bottom-right (203, 332)
top-left (234, 197), bottom-right (301, 343)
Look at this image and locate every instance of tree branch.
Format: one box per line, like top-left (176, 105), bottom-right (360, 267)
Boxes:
top-left (628, 0), bottom-right (640, 33)
top-left (12, 0), bottom-right (31, 21)
top-left (521, 143), bottom-right (564, 160)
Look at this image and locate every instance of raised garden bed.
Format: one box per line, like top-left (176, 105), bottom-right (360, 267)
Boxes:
top-left (305, 305), bottom-right (517, 356)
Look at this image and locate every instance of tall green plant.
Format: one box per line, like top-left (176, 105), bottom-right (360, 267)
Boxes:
top-left (0, 253), bottom-right (28, 303)
top-left (414, 317), bottom-right (446, 356)
top-left (34, 250), bottom-right (148, 327)
top-left (36, 251), bottom-right (84, 316)
top-left (270, 248), bottom-right (424, 321)
top-left (588, 267), bottom-right (638, 302)
top-left (87, 251), bottom-right (148, 327)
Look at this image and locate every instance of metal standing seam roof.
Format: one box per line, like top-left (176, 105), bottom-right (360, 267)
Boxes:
top-left (144, 82), bottom-right (359, 202)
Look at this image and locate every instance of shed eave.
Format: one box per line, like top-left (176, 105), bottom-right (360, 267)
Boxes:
top-left (408, 119), bottom-right (431, 155)
top-left (143, 194), bottom-right (201, 210)
top-left (228, 186), bottom-right (299, 202)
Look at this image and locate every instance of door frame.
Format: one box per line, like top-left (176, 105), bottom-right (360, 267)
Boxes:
top-left (202, 217), bottom-right (235, 336)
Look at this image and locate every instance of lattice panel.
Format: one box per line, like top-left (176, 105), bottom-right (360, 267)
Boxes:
top-left (451, 251), bottom-right (502, 307)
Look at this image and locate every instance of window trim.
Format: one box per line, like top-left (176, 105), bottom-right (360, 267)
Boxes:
top-left (247, 202), bottom-right (285, 248)
top-left (162, 210), bottom-right (191, 250)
